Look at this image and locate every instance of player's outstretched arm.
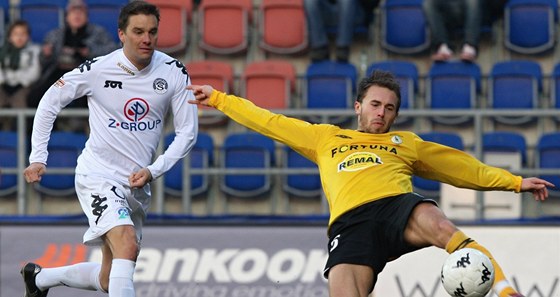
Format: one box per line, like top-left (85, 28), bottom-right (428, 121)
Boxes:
top-left (187, 85), bottom-right (214, 106)
top-left (520, 177), bottom-right (555, 201)
top-left (23, 162), bottom-right (46, 183)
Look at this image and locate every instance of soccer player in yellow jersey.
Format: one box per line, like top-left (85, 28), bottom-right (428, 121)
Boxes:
top-left (187, 71), bottom-right (553, 297)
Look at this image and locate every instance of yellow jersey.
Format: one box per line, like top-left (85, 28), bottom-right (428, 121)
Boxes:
top-left (208, 91), bottom-right (522, 227)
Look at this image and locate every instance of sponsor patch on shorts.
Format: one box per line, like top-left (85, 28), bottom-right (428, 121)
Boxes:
top-left (117, 208), bottom-right (130, 219)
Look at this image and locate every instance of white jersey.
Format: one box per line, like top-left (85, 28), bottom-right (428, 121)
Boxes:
top-left (29, 49), bottom-right (198, 185)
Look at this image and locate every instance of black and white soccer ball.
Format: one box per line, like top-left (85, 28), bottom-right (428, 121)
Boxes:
top-left (441, 248), bottom-right (495, 297)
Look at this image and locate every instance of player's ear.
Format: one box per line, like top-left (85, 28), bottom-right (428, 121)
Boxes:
top-left (354, 100), bottom-right (361, 115)
top-left (118, 29), bottom-right (125, 44)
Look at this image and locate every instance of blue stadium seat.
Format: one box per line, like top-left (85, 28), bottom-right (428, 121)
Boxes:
top-left (0, 132), bottom-right (19, 197)
top-left (380, 0), bottom-right (430, 54)
top-left (304, 61), bottom-right (357, 125)
top-left (504, 0), bottom-right (557, 54)
top-left (164, 132), bottom-right (214, 197)
top-left (489, 60), bottom-right (542, 125)
top-left (483, 131), bottom-right (527, 167)
top-left (426, 61), bottom-right (481, 125)
top-left (18, 0), bottom-right (66, 43)
top-left (413, 132), bottom-right (464, 198)
top-left (536, 132), bottom-right (560, 197)
top-left (0, 0), bottom-right (8, 20)
top-left (34, 131), bottom-right (87, 198)
top-left (0, 0), bottom-right (10, 46)
top-left (221, 132), bottom-right (276, 198)
top-left (283, 146), bottom-right (321, 198)
top-left (550, 63), bottom-right (560, 112)
top-left (87, 0), bottom-right (129, 44)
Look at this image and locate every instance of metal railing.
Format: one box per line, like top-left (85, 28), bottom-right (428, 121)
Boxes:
top-left (1, 108), bottom-right (560, 219)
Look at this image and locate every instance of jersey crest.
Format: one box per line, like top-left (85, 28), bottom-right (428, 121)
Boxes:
top-left (153, 78), bottom-right (168, 94)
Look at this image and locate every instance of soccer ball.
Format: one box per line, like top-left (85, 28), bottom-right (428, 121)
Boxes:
top-left (441, 248), bottom-right (495, 297)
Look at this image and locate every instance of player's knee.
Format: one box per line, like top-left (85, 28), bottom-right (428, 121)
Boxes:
top-left (120, 239), bottom-right (140, 260)
top-left (107, 227), bottom-right (140, 260)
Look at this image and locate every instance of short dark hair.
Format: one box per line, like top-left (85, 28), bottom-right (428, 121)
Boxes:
top-left (118, 0), bottom-right (160, 31)
top-left (356, 70), bottom-right (402, 113)
top-left (7, 20), bottom-right (31, 38)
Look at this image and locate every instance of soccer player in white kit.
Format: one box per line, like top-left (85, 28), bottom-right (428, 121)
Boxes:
top-left (21, 1), bottom-right (198, 296)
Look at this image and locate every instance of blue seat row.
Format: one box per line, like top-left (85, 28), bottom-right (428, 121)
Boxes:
top-left (190, 58), bottom-right (560, 129)
top-left (0, 131), bottom-right (85, 203)
top-left (306, 59), bottom-right (556, 127)
top-left (2, 130), bottom-right (560, 201)
top-left (381, 0), bottom-right (558, 55)
top-left (14, 0), bottom-right (128, 44)
top-left (370, 59), bottom-right (557, 126)
top-left (164, 132), bottom-right (322, 201)
top-left (0, 130), bottom-right (321, 200)
top-left (413, 131), bottom-right (560, 198)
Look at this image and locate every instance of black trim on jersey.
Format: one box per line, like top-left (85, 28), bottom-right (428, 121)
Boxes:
top-left (78, 58), bottom-right (98, 73)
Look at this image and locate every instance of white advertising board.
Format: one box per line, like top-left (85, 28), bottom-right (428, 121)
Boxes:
top-left (1, 225), bottom-right (558, 297)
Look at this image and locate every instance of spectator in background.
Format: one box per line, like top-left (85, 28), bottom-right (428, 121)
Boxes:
top-left (423, 0), bottom-right (482, 62)
top-left (0, 20), bottom-right (40, 130)
top-left (27, 0), bottom-right (117, 111)
top-left (304, 0), bottom-right (379, 63)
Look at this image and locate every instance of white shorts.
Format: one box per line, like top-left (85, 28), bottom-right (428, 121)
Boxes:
top-left (75, 174), bottom-right (151, 246)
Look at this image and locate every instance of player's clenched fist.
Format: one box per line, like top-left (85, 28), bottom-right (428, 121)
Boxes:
top-left (128, 167), bottom-right (153, 188)
top-left (24, 162), bottom-right (46, 183)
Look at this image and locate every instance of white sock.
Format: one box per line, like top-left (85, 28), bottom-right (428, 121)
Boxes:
top-left (35, 262), bottom-right (102, 291)
top-left (109, 259), bottom-right (135, 297)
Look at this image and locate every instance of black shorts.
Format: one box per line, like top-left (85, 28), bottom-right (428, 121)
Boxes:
top-left (323, 193), bottom-right (437, 279)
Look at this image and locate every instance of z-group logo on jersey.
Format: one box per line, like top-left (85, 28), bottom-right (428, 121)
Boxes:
top-left (108, 98), bottom-right (162, 131)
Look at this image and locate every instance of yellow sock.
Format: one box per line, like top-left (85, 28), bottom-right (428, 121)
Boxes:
top-left (445, 231), bottom-right (519, 297)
